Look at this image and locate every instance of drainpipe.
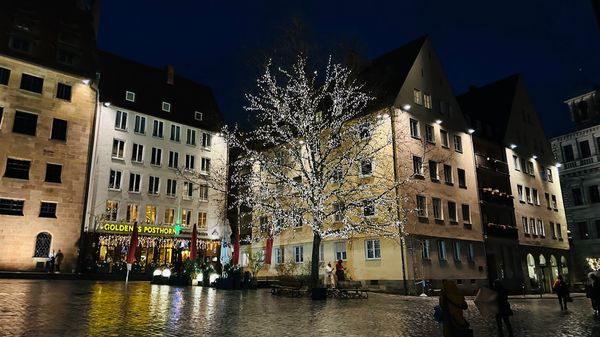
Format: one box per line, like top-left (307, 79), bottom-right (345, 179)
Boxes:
top-left (389, 106), bottom-right (409, 295)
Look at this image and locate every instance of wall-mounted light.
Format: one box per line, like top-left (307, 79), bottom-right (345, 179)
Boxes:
top-left (510, 144), bottom-right (517, 149)
top-left (82, 79), bottom-right (90, 85)
top-left (402, 104), bottom-right (411, 111)
top-left (103, 102), bottom-right (111, 107)
top-left (435, 120), bottom-right (442, 125)
top-left (467, 129), bottom-right (475, 134)
top-left (556, 163), bottom-right (562, 168)
top-left (532, 155), bottom-right (538, 160)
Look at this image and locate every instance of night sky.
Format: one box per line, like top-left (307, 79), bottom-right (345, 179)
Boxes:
top-left (97, 0), bottom-right (600, 137)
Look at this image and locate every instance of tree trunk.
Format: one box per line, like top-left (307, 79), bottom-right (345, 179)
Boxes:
top-left (310, 232), bottom-right (321, 289)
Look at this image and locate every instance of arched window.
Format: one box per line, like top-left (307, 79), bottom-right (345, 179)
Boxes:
top-left (33, 232), bottom-right (52, 258)
top-left (527, 254), bottom-right (537, 285)
top-left (539, 254), bottom-right (546, 266)
top-left (550, 255), bottom-right (559, 280)
top-left (561, 256), bottom-right (569, 278)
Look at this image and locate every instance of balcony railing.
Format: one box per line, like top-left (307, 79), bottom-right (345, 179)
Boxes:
top-left (484, 222), bottom-right (519, 239)
top-left (475, 154), bottom-right (509, 174)
top-left (561, 155), bottom-right (600, 170)
top-left (480, 188), bottom-right (515, 207)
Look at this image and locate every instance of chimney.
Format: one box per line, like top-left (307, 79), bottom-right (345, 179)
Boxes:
top-left (166, 65), bottom-right (175, 85)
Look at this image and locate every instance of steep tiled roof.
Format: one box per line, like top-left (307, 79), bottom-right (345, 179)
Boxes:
top-left (98, 51), bottom-right (224, 132)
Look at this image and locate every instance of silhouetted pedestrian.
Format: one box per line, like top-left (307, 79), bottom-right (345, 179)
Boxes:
top-left (55, 249), bottom-right (64, 273)
top-left (493, 279), bottom-right (514, 337)
top-left (588, 274), bottom-right (600, 315)
top-left (552, 275), bottom-right (569, 310)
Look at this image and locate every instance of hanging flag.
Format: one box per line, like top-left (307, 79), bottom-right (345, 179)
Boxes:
top-left (125, 222), bottom-right (139, 283)
top-left (190, 223), bottom-right (198, 261)
top-left (264, 236), bottom-right (274, 264)
top-left (232, 228), bottom-right (240, 265)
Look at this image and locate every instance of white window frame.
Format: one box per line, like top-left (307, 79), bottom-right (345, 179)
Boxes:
top-left (201, 157), bottom-right (211, 175)
top-left (166, 179), bottom-right (177, 198)
top-left (185, 154), bottom-right (195, 171)
top-left (125, 91), bottom-right (135, 102)
top-left (518, 185), bottom-right (524, 202)
top-left (152, 120), bottom-right (164, 138)
top-left (410, 118), bottom-right (420, 138)
top-left (513, 155), bottom-right (521, 171)
top-left (186, 129), bottom-right (196, 146)
top-left (359, 121), bottom-right (373, 140)
top-left (529, 218), bottom-right (536, 235)
top-left (184, 181), bottom-right (193, 200)
top-left (111, 139), bottom-right (125, 160)
top-left (453, 134), bottom-right (462, 153)
top-left (422, 239), bottom-right (430, 260)
top-left (432, 197), bottom-right (443, 220)
top-left (194, 111), bottom-right (203, 121)
top-left (416, 195), bottom-right (427, 217)
top-left (461, 204), bottom-right (471, 224)
top-left (162, 101), bottom-right (171, 112)
top-left (115, 110), bottom-right (127, 131)
top-left (413, 155), bottom-right (423, 176)
top-left (363, 199), bottom-right (375, 217)
top-left (335, 241), bottom-right (347, 260)
top-left (437, 240), bottom-right (447, 261)
top-left (425, 124), bottom-right (435, 143)
top-left (134, 115), bottom-right (146, 134)
top-left (170, 124), bottom-right (181, 142)
top-left (202, 132), bottom-right (212, 148)
top-left (440, 129), bottom-right (449, 148)
top-left (533, 189), bottom-right (540, 205)
top-left (333, 202), bottom-right (344, 222)
top-left (168, 151), bottom-right (179, 169)
top-left (293, 245), bottom-right (304, 263)
top-left (365, 239), bottom-right (381, 260)
top-left (537, 219), bottom-right (545, 237)
top-left (424, 93), bottom-right (432, 109)
top-left (413, 89), bottom-right (422, 105)
top-left (148, 176), bottom-right (160, 195)
top-left (525, 187), bottom-right (532, 204)
top-left (151, 147), bottom-right (162, 166)
top-left (108, 169), bottom-right (122, 190)
top-left (522, 216), bottom-right (530, 234)
top-left (444, 164), bottom-right (453, 184)
top-left (128, 173), bottom-right (141, 193)
top-left (199, 184), bottom-right (209, 202)
top-left (131, 143), bottom-right (144, 163)
top-left (274, 247), bottom-right (283, 264)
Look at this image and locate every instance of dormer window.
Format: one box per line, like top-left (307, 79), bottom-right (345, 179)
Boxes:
top-left (125, 91), bottom-right (135, 102)
top-left (195, 111), bottom-right (203, 121)
top-left (162, 102), bottom-right (171, 112)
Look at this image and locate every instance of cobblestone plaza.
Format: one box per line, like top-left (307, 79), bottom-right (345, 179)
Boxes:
top-left (0, 280), bottom-right (597, 337)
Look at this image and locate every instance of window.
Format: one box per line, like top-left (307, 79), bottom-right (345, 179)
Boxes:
top-left (578, 222), bottom-right (590, 240)
top-left (547, 168), bottom-right (553, 182)
top-left (413, 89), bottom-right (422, 105)
top-left (4, 158), bottom-right (30, 180)
top-left (365, 239), bottom-right (381, 260)
top-left (467, 243), bottom-right (475, 262)
top-left (333, 202), bottom-right (344, 222)
top-left (580, 140), bottom-right (591, 158)
top-left (363, 199), bottom-right (375, 217)
top-left (448, 201), bottom-right (457, 222)
top-left (129, 173), bottom-right (141, 193)
top-left (424, 94), bottom-right (432, 109)
top-left (444, 164), bottom-right (452, 184)
top-left (131, 144), bottom-right (144, 163)
top-left (195, 111), bottom-right (203, 121)
top-left (413, 156), bottom-right (423, 176)
top-left (199, 132), bottom-right (212, 149)
top-left (185, 155), bottom-right (195, 170)
top-left (457, 169), bottom-right (466, 188)
top-left (0, 198), bottom-right (24, 216)
top-left (432, 198), bottom-right (443, 220)
top-left (416, 195), bottom-right (427, 217)
top-left (145, 205), bottom-right (157, 224)
top-left (20, 74), bottom-right (43, 93)
top-left (545, 193), bottom-right (551, 208)
top-left (152, 120), bottom-right (164, 138)
top-left (111, 139), bottom-right (125, 159)
top-left (513, 155), bottom-right (521, 171)
top-left (126, 204), bottom-right (138, 223)
top-left (162, 102), bottom-right (171, 112)
top-left (590, 186), bottom-right (600, 203)
top-left (453, 135), bottom-right (462, 153)
top-left (182, 209), bottom-right (192, 226)
top-left (425, 124), bottom-right (435, 143)
top-left (134, 115), bottom-right (146, 134)
top-left (274, 248), bottom-right (283, 264)
top-left (550, 221), bottom-right (556, 239)
top-left (170, 125), bottom-right (181, 142)
top-left (33, 233), bottom-right (52, 258)
top-left (115, 110), bottom-right (127, 130)
top-left (106, 200), bottom-right (118, 221)
top-left (532, 189), bottom-right (540, 205)
top-left (126, 91), bottom-right (135, 102)
top-left (56, 83), bottom-right (71, 101)
top-left (13, 111), bottom-right (37, 135)
top-left (45, 163), bottom-right (62, 183)
top-left (522, 217), bottom-right (530, 235)
top-left (148, 176), bottom-right (160, 195)
top-left (572, 188), bottom-right (583, 206)
top-left (529, 218), bottom-right (536, 235)
top-left (359, 122), bottom-right (372, 140)
top-left (440, 130), bottom-right (449, 147)
top-left (551, 195), bottom-right (558, 209)
top-left (0, 67), bottom-right (10, 85)
top-left (201, 158), bottom-right (211, 174)
top-left (199, 184), bottom-right (209, 201)
top-left (537, 219), bottom-right (545, 237)
top-left (184, 182), bottom-right (194, 199)
top-left (293, 245), bottom-right (304, 263)
top-left (556, 223), bottom-right (563, 239)
top-left (51, 118), bottom-right (67, 141)
top-left (151, 147), bottom-right (162, 166)
top-left (518, 185), bottom-right (524, 202)
top-left (461, 204), bottom-right (470, 223)
top-left (335, 242), bottom-right (347, 260)
top-left (437, 240), bottom-right (447, 261)
top-left (360, 158), bottom-right (373, 176)
top-left (422, 239), bottom-right (430, 260)
top-left (525, 187), bottom-right (532, 203)
top-left (527, 161), bottom-right (534, 176)
top-left (108, 169), bottom-right (122, 190)
top-left (198, 211), bottom-right (207, 229)
top-left (520, 158), bottom-right (527, 174)
top-left (164, 208), bottom-right (175, 224)
top-left (429, 160), bottom-right (438, 180)
top-left (166, 179), bottom-right (177, 197)
top-left (39, 202), bottom-right (57, 218)
top-left (168, 151), bottom-right (179, 169)
top-left (410, 119), bottom-right (420, 138)
top-left (453, 242), bottom-right (461, 262)
top-left (187, 129), bottom-right (196, 145)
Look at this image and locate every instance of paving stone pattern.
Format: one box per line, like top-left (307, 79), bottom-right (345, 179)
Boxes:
top-left (0, 280), bottom-right (598, 337)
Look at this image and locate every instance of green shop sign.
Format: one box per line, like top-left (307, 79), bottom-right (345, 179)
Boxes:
top-left (100, 223), bottom-right (180, 235)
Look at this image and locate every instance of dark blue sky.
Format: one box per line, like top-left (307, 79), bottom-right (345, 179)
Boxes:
top-left (97, 0), bottom-right (600, 137)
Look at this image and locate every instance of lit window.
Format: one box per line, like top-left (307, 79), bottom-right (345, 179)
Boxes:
top-left (423, 94), bottom-right (432, 109)
top-left (198, 211), bottom-right (207, 229)
top-left (145, 205), bottom-right (156, 224)
top-left (164, 208), bottom-right (175, 224)
top-left (111, 139), bottom-right (125, 159)
top-left (126, 204), bottom-right (138, 223)
top-left (105, 200), bottom-right (118, 221)
top-left (413, 89), bottom-right (422, 105)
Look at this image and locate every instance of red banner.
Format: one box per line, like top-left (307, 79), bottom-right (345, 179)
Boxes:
top-left (264, 236), bottom-right (274, 264)
top-left (126, 223), bottom-right (139, 264)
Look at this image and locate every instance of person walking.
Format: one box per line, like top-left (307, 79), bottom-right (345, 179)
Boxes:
top-left (47, 251), bottom-right (55, 273)
top-left (335, 259), bottom-right (345, 283)
top-left (552, 274), bottom-right (569, 311)
top-left (493, 279), bottom-right (514, 337)
top-left (55, 249), bottom-right (64, 273)
top-left (440, 280), bottom-right (471, 337)
top-left (325, 262), bottom-right (334, 288)
top-left (588, 274), bottom-right (600, 314)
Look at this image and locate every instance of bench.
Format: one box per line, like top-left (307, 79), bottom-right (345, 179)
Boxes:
top-left (271, 279), bottom-right (304, 297)
top-left (332, 280), bottom-right (368, 299)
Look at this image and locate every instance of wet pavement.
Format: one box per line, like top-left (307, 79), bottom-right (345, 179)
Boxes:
top-left (0, 279), bottom-right (598, 337)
